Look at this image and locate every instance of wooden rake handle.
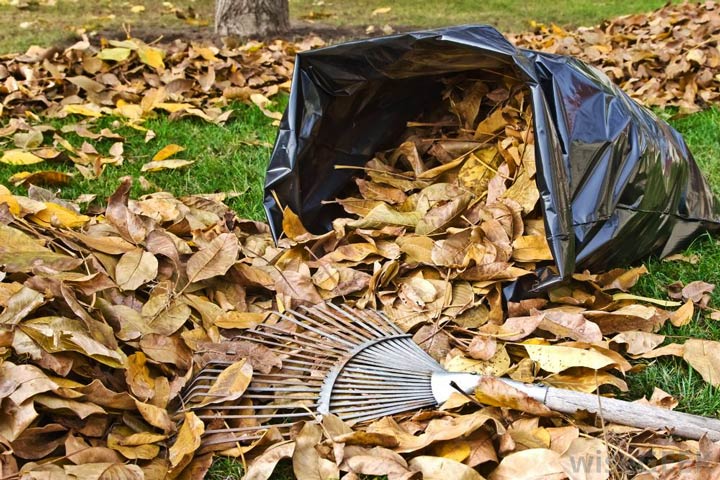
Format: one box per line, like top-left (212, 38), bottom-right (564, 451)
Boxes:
top-left (503, 378), bottom-right (720, 441)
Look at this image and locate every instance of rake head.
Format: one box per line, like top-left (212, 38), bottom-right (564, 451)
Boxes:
top-left (175, 303), bottom-right (478, 451)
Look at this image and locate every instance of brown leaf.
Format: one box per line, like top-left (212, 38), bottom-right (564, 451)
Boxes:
top-left (543, 368), bottom-right (628, 393)
top-left (135, 400), bottom-right (175, 433)
top-left (0, 286), bottom-right (44, 326)
top-left (538, 310), bottom-right (603, 343)
top-left (196, 359), bottom-right (252, 407)
top-left (669, 300), bottom-right (694, 327)
top-left (489, 448), bottom-right (565, 480)
top-left (367, 411), bottom-right (500, 453)
top-left (244, 442), bottom-right (295, 480)
top-left (682, 280), bottom-right (715, 305)
top-left (292, 422), bottom-right (339, 480)
top-left (611, 331), bottom-right (666, 355)
top-left (64, 463), bottom-right (144, 480)
top-left (408, 456), bottom-right (484, 480)
top-left (115, 248), bottom-right (159, 291)
top-left (186, 233), bottom-right (238, 283)
top-left (475, 376), bottom-right (554, 416)
top-left (347, 451), bottom-right (415, 480)
top-left (168, 411), bottom-right (203, 473)
top-left (10, 424), bottom-right (67, 460)
top-left (106, 179), bottom-right (148, 243)
top-left (683, 339), bottom-right (720, 387)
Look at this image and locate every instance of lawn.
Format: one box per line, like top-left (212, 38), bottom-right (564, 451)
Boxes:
top-left (0, 0), bottom-right (718, 479)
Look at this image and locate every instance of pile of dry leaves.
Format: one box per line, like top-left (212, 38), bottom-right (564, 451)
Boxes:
top-left (0, 72), bottom-right (719, 480)
top-left (0, 34), bottom-right (323, 181)
top-left (512, 1), bottom-right (720, 113)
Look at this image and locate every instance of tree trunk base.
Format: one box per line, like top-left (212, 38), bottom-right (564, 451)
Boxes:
top-left (215, 0), bottom-right (290, 37)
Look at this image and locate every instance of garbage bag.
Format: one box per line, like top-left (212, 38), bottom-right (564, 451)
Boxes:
top-left (263, 25), bottom-right (720, 289)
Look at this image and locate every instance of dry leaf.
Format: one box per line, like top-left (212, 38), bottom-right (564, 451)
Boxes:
top-left (475, 376), bottom-right (554, 416)
top-left (523, 344), bottom-right (617, 373)
top-left (141, 159), bottom-right (194, 172)
top-left (292, 422), bottom-right (339, 480)
top-left (197, 359), bottom-right (252, 407)
top-left (408, 456), bottom-right (485, 480)
top-left (0, 150), bottom-right (44, 165)
top-left (168, 412), bottom-right (203, 472)
top-left (115, 249), bottom-right (159, 291)
top-left (683, 339), bottom-right (720, 387)
top-left (186, 233), bottom-right (238, 283)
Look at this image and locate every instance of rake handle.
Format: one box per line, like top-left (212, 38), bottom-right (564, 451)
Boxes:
top-left (504, 378), bottom-right (720, 441)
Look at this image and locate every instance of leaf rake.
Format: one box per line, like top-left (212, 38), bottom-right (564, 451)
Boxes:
top-left (175, 302), bottom-right (720, 451)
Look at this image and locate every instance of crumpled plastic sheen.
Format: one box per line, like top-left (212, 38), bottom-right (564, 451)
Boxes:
top-left (263, 25), bottom-right (720, 291)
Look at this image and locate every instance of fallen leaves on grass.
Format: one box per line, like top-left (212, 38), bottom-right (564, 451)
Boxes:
top-left (0, 34), bottom-right (324, 186)
top-left (0, 30), bottom-right (718, 480)
top-left (512, 1), bottom-right (720, 113)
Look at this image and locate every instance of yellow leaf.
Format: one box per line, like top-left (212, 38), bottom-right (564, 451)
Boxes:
top-left (9, 170), bottom-right (73, 187)
top-left (544, 368), bottom-right (628, 393)
top-left (611, 292), bottom-right (681, 307)
top-left (502, 170), bottom-right (539, 213)
top-left (0, 150), bottom-right (44, 165)
top-left (154, 102), bottom-right (193, 113)
top-left (130, 5), bottom-right (146, 13)
top-left (152, 144), bottom-right (185, 161)
top-left (432, 440), bottom-right (471, 462)
top-left (141, 159), bottom-right (194, 172)
top-left (169, 412), bottom-right (205, 471)
top-left (135, 400), bottom-right (175, 433)
top-left (198, 359), bottom-right (253, 407)
top-left (523, 344), bottom-right (617, 373)
top-left (115, 100), bottom-right (143, 121)
top-left (458, 147), bottom-right (501, 196)
top-left (29, 203), bottom-right (90, 228)
top-left (282, 206), bottom-right (313, 241)
top-left (669, 299), bottom-right (694, 327)
top-left (138, 45), bottom-right (165, 69)
top-left (214, 311), bottom-right (267, 329)
top-left (475, 376), bottom-right (553, 416)
top-left (371, 6), bottom-right (392, 15)
top-left (97, 47), bottom-right (132, 61)
top-left (0, 194), bottom-right (21, 216)
top-left (512, 235), bottom-right (554, 262)
top-left (445, 348), bottom-right (511, 377)
top-left (62, 103), bottom-right (104, 117)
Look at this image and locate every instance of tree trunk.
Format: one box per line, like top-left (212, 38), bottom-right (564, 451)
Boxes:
top-left (215, 0), bottom-right (290, 37)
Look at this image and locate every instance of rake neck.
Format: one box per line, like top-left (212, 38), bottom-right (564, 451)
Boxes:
top-left (317, 334), bottom-right (414, 414)
top-left (430, 372), bottom-right (481, 403)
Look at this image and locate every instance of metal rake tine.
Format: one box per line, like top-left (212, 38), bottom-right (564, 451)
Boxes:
top-left (283, 308), bottom-right (365, 347)
top-left (301, 304), bottom-right (380, 343)
top-left (273, 310), bottom-right (357, 350)
top-left (324, 302), bottom-right (393, 338)
top-left (254, 323), bottom-right (350, 355)
top-left (229, 334), bottom-right (340, 363)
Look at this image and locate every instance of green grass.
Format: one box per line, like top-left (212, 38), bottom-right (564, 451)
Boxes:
top-left (0, 98), bottom-right (285, 221)
top-left (619, 107), bottom-right (720, 416)
top-left (0, 0), bottom-right (215, 55)
top-left (1, 0), bottom-right (677, 55)
top-left (291, 0), bottom-right (674, 33)
top-left (0, 0), bottom-right (718, 477)
top-left (206, 457), bottom-right (298, 480)
top-left (625, 233), bottom-right (720, 416)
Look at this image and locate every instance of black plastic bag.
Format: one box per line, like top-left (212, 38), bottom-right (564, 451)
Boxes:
top-left (263, 25), bottom-right (720, 289)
